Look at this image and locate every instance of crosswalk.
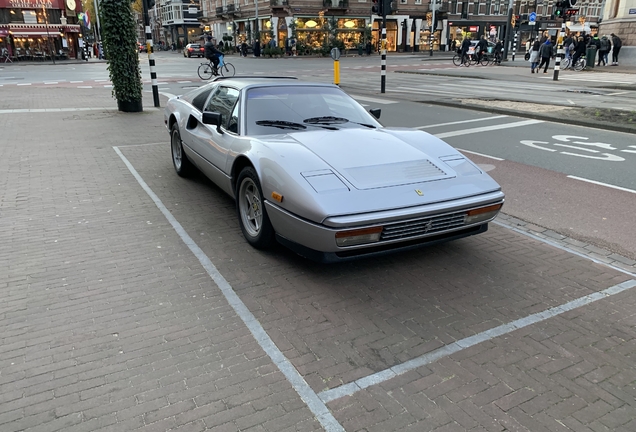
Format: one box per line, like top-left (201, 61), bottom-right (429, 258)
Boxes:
top-left (540, 71), bottom-right (636, 85)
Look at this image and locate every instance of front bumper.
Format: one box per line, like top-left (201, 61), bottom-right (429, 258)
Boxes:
top-left (265, 190), bottom-right (504, 262)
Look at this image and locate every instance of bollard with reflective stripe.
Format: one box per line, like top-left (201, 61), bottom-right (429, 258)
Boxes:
top-left (553, 21), bottom-right (566, 81)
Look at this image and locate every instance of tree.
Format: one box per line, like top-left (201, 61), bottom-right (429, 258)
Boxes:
top-left (100, 0), bottom-right (143, 112)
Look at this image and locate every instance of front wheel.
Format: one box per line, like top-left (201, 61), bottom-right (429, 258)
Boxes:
top-left (452, 54), bottom-right (461, 66)
top-left (198, 63), bottom-right (214, 80)
top-left (236, 167), bottom-right (275, 249)
top-left (171, 124), bottom-right (194, 177)
top-left (220, 62), bottom-right (236, 77)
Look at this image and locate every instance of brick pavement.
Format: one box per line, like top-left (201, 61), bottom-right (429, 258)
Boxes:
top-left (1, 86), bottom-right (635, 431)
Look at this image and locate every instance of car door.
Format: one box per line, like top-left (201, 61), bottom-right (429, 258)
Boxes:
top-left (187, 85), bottom-right (240, 177)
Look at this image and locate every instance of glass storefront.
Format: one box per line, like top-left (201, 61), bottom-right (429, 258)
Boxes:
top-left (419, 29), bottom-right (441, 51)
top-left (371, 20), bottom-right (397, 52)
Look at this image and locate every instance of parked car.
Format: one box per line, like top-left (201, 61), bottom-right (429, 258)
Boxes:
top-left (184, 43), bottom-right (204, 58)
top-left (138, 42), bottom-right (146, 53)
top-left (164, 78), bottom-right (505, 262)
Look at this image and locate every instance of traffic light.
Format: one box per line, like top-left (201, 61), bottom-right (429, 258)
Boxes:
top-left (565, 8), bottom-right (579, 16)
top-left (514, 14), bottom-right (521, 28)
top-left (554, 0), bottom-right (566, 18)
top-left (371, 0), bottom-right (382, 15)
top-left (383, 0), bottom-right (393, 15)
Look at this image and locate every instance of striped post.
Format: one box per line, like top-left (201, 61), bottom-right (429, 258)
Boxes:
top-left (512, 31), bottom-right (517, 61)
top-left (145, 25), bottom-right (160, 108)
top-left (380, 22), bottom-right (387, 93)
top-left (553, 20), bottom-right (566, 81)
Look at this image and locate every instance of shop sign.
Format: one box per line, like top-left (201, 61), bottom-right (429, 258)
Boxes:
top-left (468, 26), bottom-right (479, 32)
top-left (629, 8), bottom-right (636, 14)
top-left (3, 0), bottom-right (59, 8)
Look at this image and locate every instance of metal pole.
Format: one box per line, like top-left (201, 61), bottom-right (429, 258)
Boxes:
top-left (93, 0), bottom-right (101, 44)
top-left (502, 0), bottom-right (514, 59)
top-left (552, 17), bottom-right (566, 81)
top-left (429, 0), bottom-right (436, 56)
top-left (380, 9), bottom-right (386, 93)
top-left (43, 6), bottom-right (56, 65)
top-left (143, 0), bottom-right (160, 107)
top-left (512, 31), bottom-right (517, 60)
top-left (254, 0), bottom-right (259, 44)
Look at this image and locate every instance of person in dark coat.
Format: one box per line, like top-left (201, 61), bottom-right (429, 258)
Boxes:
top-left (610, 33), bottom-right (622, 65)
top-left (571, 36), bottom-right (586, 68)
top-left (204, 37), bottom-right (223, 70)
top-left (460, 36), bottom-right (471, 65)
top-left (537, 39), bottom-right (552, 74)
top-left (365, 41), bottom-right (372, 55)
top-left (598, 35), bottom-right (610, 66)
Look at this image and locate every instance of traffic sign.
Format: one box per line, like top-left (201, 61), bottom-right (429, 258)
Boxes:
top-left (529, 12), bottom-right (537, 22)
top-left (330, 47), bottom-right (340, 61)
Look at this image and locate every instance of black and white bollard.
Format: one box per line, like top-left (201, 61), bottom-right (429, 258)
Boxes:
top-left (553, 20), bottom-right (566, 81)
top-left (512, 31), bottom-right (518, 61)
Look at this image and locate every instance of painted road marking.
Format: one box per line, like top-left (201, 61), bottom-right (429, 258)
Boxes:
top-left (457, 148), bottom-right (505, 161)
top-left (567, 176), bottom-right (636, 194)
top-left (78, 86), bottom-right (93, 88)
top-left (113, 147), bottom-right (346, 432)
top-left (45, 82), bottom-right (59, 84)
top-left (435, 119), bottom-right (543, 139)
top-left (0, 107), bottom-right (116, 114)
top-left (417, 115), bottom-right (508, 129)
top-left (70, 80), bottom-right (84, 83)
top-left (319, 279), bottom-right (636, 403)
top-left (17, 83), bottom-right (31, 86)
top-left (520, 135), bottom-right (628, 162)
top-left (351, 95), bottom-right (398, 104)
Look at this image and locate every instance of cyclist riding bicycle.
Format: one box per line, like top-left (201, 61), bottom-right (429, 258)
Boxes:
top-left (460, 36), bottom-right (471, 65)
top-left (204, 36), bottom-right (223, 73)
top-left (476, 36), bottom-right (488, 63)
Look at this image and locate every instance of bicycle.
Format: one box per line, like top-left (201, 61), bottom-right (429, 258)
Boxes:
top-left (452, 53), bottom-right (470, 67)
top-left (572, 55), bottom-right (586, 71)
top-left (197, 55), bottom-right (236, 80)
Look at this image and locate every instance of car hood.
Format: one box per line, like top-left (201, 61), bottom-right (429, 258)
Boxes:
top-left (252, 128), bottom-right (502, 223)
top-left (285, 128), bottom-right (454, 190)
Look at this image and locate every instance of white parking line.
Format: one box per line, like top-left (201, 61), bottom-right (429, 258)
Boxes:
top-left (113, 147), bottom-right (346, 432)
top-left (45, 82), bottom-right (59, 84)
top-left (567, 176), bottom-right (636, 194)
top-left (77, 86), bottom-right (93, 88)
top-left (350, 95), bottom-right (398, 105)
top-left (417, 115), bottom-right (508, 129)
top-left (435, 119), bottom-right (543, 139)
top-left (70, 80), bottom-right (84, 83)
top-left (318, 279), bottom-right (636, 403)
top-left (456, 148), bottom-right (505, 161)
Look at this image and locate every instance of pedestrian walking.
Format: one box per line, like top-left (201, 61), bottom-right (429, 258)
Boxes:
top-left (564, 34), bottom-right (573, 60)
top-left (241, 41), bottom-right (248, 57)
top-left (529, 39), bottom-right (541, 73)
top-left (598, 35), bottom-right (610, 66)
top-left (365, 40), bottom-right (372, 55)
top-left (537, 39), bottom-right (552, 74)
top-left (610, 33), bottom-right (622, 66)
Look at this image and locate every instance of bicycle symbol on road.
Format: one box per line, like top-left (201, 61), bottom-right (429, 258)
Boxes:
top-left (520, 135), bottom-right (636, 162)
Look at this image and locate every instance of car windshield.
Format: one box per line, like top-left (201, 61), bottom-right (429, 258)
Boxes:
top-left (245, 86), bottom-right (380, 136)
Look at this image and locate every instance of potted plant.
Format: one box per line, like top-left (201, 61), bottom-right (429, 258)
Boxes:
top-left (100, 0), bottom-right (143, 112)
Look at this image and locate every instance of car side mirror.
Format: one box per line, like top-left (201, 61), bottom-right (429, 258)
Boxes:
top-left (369, 108), bottom-right (381, 120)
top-left (202, 111), bottom-right (223, 133)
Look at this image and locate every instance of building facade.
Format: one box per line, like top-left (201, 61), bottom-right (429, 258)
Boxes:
top-left (599, 0), bottom-right (634, 47)
top-left (1, 0), bottom-right (84, 60)
top-left (190, 0), bottom-right (606, 52)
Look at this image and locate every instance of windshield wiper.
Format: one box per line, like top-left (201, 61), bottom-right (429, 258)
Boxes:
top-left (255, 120), bottom-right (307, 130)
top-left (303, 116), bottom-right (376, 128)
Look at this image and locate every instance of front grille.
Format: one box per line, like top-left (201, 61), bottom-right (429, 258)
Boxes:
top-left (380, 212), bottom-right (466, 241)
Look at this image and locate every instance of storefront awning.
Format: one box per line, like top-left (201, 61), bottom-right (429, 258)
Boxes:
top-left (9, 30), bottom-right (58, 37)
top-left (566, 23), bottom-right (591, 33)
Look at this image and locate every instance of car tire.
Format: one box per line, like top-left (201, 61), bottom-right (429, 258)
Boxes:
top-left (171, 123), bottom-right (194, 177)
top-left (236, 167), bottom-right (276, 249)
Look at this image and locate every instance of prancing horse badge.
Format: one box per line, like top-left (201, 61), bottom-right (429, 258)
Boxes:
top-left (415, 189), bottom-right (424, 196)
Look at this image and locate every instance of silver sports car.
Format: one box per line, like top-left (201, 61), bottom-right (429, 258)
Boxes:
top-left (164, 77), bottom-right (504, 262)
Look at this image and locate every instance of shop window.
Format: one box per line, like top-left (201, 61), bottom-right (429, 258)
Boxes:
top-left (10, 9), bottom-right (24, 23)
top-left (415, 0), bottom-right (421, 4)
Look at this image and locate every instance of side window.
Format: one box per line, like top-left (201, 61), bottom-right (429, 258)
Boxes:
top-left (204, 86), bottom-right (240, 132)
top-left (227, 102), bottom-right (239, 134)
top-left (190, 87), bottom-right (214, 112)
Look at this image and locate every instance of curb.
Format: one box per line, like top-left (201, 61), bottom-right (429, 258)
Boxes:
top-left (419, 99), bottom-right (636, 134)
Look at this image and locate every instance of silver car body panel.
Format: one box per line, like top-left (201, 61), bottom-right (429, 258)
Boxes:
top-left (164, 79), bottom-right (505, 260)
